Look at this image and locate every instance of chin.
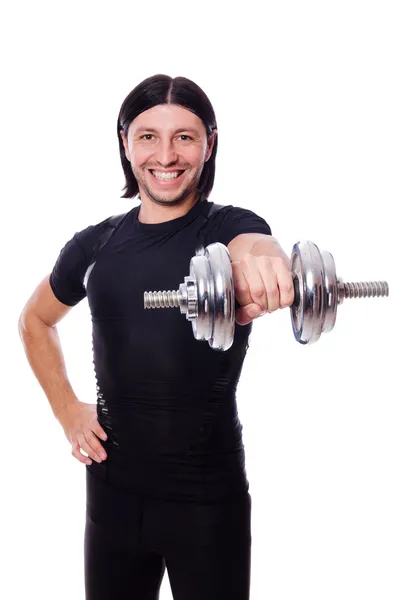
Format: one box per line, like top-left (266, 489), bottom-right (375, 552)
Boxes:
top-left (150, 196), bottom-right (188, 207)
top-left (146, 185), bottom-right (193, 206)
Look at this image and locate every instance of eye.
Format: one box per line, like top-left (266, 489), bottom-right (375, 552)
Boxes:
top-left (139, 134), bottom-right (192, 141)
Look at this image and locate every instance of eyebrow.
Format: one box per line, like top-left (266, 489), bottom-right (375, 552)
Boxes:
top-left (133, 126), bottom-right (201, 136)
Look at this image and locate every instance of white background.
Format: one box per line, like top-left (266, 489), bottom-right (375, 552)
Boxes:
top-left (2, 1), bottom-right (396, 598)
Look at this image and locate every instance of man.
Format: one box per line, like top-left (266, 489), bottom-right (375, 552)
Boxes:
top-left (19, 74), bottom-right (294, 600)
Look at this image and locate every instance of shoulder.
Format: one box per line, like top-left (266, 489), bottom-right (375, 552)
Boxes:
top-left (49, 210), bottom-right (131, 306)
top-left (71, 210), bottom-right (131, 259)
top-left (202, 202), bottom-right (272, 246)
top-left (206, 202), bottom-right (269, 222)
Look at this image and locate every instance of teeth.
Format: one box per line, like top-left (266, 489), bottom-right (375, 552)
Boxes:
top-left (152, 171), bottom-right (182, 180)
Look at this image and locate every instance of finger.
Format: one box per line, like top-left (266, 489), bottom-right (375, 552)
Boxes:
top-left (92, 422), bottom-right (108, 442)
top-left (71, 442), bottom-right (92, 465)
top-left (77, 433), bottom-right (103, 463)
top-left (242, 254), bottom-right (269, 312)
top-left (256, 256), bottom-right (280, 312)
top-left (272, 257), bottom-right (295, 308)
top-left (235, 303), bottom-right (264, 326)
top-left (232, 261), bottom-right (253, 308)
top-left (85, 430), bottom-right (107, 460)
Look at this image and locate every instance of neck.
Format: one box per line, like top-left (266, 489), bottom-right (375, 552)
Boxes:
top-left (137, 195), bottom-right (201, 224)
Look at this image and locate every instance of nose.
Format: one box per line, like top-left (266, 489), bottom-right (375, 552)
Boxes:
top-left (154, 138), bottom-right (179, 166)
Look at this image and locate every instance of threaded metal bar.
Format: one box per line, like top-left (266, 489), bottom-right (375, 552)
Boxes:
top-left (144, 290), bottom-right (182, 309)
top-left (342, 281), bottom-right (389, 299)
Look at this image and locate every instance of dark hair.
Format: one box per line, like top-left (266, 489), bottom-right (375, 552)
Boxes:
top-left (117, 74), bottom-right (218, 201)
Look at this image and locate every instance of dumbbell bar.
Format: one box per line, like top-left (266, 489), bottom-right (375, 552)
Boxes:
top-left (143, 241), bottom-right (389, 351)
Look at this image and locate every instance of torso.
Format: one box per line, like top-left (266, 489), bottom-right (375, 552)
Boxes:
top-left (85, 201), bottom-right (253, 501)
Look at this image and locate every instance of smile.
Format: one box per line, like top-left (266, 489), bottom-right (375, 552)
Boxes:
top-left (150, 170), bottom-right (184, 179)
top-left (148, 170), bottom-right (185, 185)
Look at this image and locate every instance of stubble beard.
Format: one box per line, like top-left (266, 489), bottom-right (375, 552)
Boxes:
top-left (134, 166), bottom-right (203, 207)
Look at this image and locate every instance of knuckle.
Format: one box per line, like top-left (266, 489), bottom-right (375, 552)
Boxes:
top-left (82, 428), bottom-right (92, 440)
top-left (78, 438), bottom-right (89, 453)
top-left (235, 283), bottom-right (249, 296)
top-left (267, 286), bottom-right (279, 297)
top-left (89, 431), bottom-right (107, 453)
top-left (260, 255), bottom-right (272, 265)
top-left (85, 440), bottom-right (104, 461)
top-left (280, 281), bottom-right (293, 293)
top-left (86, 429), bottom-right (96, 442)
top-left (90, 437), bottom-right (101, 451)
top-left (94, 423), bottom-right (104, 435)
top-left (251, 286), bottom-right (265, 297)
top-left (240, 254), bottom-right (253, 268)
top-left (95, 445), bottom-right (106, 459)
top-left (87, 441), bottom-right (101, 458)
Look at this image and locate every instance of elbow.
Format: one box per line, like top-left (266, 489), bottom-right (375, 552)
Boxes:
top-left (18, 307), bottom-right (28, 341)
top-left (18, 304), bottom-right (38, 341)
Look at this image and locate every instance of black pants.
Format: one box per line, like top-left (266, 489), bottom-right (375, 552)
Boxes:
top-left (84, 468), bottom-right (252, 599)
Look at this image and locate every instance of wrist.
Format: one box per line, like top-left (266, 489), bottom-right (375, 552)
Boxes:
top-left (53, 395), bottom-right (81, 422)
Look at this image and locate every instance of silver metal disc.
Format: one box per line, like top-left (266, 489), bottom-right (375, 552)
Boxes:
top-left (189, 254), bottom-right (212, 342)
top-left (205, 243), bottom-right (235, 351)
top-left (290, 241), bottom-right (327, 344)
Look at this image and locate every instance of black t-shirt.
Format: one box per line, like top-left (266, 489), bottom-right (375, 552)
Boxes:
top-left (50, 199), bottom-right (272, 502)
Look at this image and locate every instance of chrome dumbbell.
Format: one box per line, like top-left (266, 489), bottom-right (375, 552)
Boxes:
top-left (143, 241), bottom-right (389, 351)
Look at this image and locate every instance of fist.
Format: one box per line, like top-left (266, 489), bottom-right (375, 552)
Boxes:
top-left (232, 253), bottom-right (294, 326)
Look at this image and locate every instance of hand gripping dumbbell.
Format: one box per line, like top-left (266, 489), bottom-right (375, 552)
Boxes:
top-left (143, 241), bottom-right (389, 351)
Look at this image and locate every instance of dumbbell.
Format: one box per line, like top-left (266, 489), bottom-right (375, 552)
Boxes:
top-left (143, 241), bottom-right (389, 351)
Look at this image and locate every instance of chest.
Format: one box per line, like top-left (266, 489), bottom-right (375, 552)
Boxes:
top-left (86, 229), bottom-right (203, 320)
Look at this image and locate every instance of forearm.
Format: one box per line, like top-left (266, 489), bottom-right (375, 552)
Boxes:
top-left (18, 313), bottom-right (79, 421)
top-left (250, 236), bottom-right (290, 263)
top-left (228, 233), bottom-right (290, 265)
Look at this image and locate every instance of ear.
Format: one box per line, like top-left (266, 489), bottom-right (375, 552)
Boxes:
top-left (205, 129), bottom-right (217, 162)
top-left (120, 130), bottom-right (131, 161)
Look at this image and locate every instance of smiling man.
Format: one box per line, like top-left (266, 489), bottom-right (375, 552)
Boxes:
top-left (19, 74), bottom-right (294, 600)
top-left (123, 105), bottom-right (209, 212)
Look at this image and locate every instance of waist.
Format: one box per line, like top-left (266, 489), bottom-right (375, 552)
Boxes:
top-left (87, 445), bottom-right (249, 502)
top-left (96, 378), bottom-right (236, 403)
top-left (97, 391), bottom-right (241, 455)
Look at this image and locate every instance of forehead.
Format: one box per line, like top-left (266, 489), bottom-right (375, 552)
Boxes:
top-left (130, 104), bottom-right (205, 135)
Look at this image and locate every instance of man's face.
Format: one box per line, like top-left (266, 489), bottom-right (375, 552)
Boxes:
top-left (120, 104), bottom-right (216, 207)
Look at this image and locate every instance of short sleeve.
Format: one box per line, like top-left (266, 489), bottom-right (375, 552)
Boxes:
top-left (49, 211), bottom-right (131, 306)
top-left (49, 234), bottom-right (90, 306)
top-left (49, 216), bottom-right (113, 306)
top-left (204, 204), bottom-right (272, 247)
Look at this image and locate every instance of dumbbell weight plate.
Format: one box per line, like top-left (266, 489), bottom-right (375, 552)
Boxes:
top-left (290, 241), bottom-right (338, 344)
top-left (188, 251), bottom-right (212, 343)
top-left (191, 243), bottom-right (235, 351)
